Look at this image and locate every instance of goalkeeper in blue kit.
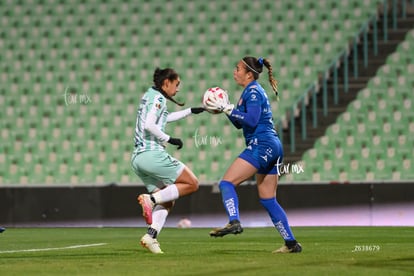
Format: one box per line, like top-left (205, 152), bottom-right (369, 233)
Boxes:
top-left (205, 56), bottom-right (302, 253)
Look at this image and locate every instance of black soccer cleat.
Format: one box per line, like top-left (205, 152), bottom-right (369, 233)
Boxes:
top-left (209, 219), bottom-right (243, 237)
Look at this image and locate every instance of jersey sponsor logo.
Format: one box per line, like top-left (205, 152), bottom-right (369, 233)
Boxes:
top-left (154, 95), bottom-right (164, 110)
top-left (248, 89), bottom-right (260, 102)
top-left (232, 113), bottom-right (244, 120)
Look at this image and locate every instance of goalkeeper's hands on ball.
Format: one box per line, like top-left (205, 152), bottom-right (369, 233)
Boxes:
top-left (204, 93), bottom-right (234, 115)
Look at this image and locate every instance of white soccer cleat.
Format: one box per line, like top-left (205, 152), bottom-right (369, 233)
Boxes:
top-left (140, 234), bottom-right (164, 254)
top-left (137, 194), bottom-right (155, 225)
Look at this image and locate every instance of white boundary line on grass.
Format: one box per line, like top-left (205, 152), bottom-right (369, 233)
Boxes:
top-left (0, 243), bottom-right (107, 254)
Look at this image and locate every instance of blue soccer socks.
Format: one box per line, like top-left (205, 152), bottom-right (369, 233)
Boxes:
top-left (219, 180), bottom-right (240, 222)
top-left (260, 197), bottom-right (296, 242)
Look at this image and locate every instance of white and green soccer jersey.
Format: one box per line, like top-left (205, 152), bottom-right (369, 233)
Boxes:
top-left (134, 87), bottom-right (169, 153)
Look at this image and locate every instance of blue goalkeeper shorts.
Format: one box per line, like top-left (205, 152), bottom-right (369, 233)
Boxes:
top-left (239, 136), bottom-right (284, 175)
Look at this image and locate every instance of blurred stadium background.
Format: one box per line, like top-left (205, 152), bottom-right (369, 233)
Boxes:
top-left (1, 0), bottom-right (413, 226)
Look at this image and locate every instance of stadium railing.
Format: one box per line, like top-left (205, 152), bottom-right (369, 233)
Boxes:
top-left (279, 0), bottom-right (405, 153)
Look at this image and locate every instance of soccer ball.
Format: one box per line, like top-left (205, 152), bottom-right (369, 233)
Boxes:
top-left (202, 87), bottom-right (228, 114)
top-left (177, 218), bottom-right (192, 228)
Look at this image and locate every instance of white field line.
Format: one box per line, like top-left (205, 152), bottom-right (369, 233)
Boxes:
top-left (0, 243), bottom-right (107, 254)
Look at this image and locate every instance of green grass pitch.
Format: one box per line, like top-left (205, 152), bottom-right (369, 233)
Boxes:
top-left (0, 227), bottom-right (413, 275)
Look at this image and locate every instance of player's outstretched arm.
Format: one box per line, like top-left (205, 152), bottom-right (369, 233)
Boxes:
top-left (167, 107), bottom-right (205, 122)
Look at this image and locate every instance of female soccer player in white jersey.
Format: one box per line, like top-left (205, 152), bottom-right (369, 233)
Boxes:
top-left (205, 57), bottom-right (302, 253)
top-left (132, 67), bottom-right (204, 254)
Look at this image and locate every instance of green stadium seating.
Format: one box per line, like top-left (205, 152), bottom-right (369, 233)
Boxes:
top-left (283, 27), bottom-right (414, 182)
top-left (0, 0), bottom-right (394, 185)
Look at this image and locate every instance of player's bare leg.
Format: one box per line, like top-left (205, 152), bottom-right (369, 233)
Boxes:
top-left (174, 166), bottom-right (199, 196)
top-left (138, 166), bottom-right (198, 225)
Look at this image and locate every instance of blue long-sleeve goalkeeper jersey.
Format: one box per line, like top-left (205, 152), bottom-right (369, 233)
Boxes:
top-left (227, 80), bottom-right (278, 145)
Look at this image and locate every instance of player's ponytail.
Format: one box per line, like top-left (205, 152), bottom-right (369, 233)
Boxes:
top-left (262, 59), bottom-right (279, 101)
top-left (242, 57), bottom-right (279, 101)
top-left (153, 67), bottom-right (184, 106)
